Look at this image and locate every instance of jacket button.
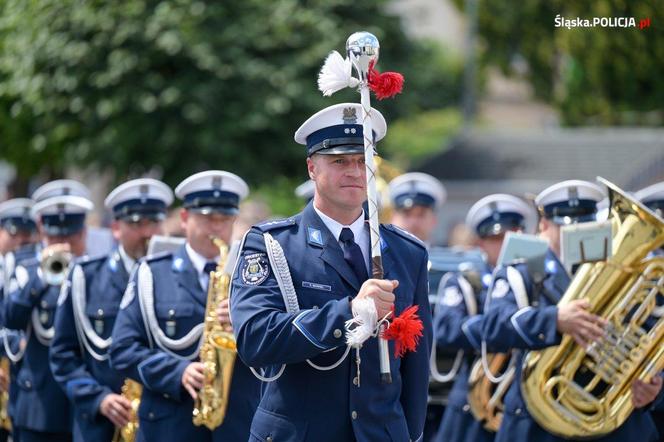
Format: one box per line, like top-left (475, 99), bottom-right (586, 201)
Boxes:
top-left (312, 305), bottom-right (319, 310)
top-left (266, 437), bottom-right (272, 442)
top-left (30, 289), bottom-right (37, 297)
top-left (41, 300), bottom-right (48, 308)
top-left (352, 376), bottom-right (359, 386)
top-left (333, 329), bottom-right (342, 338)
top-left (168, 309), bottom-right (175, 317)
top-left (462, 404), bottom-right (470, 412)
top-left (148, 412), bottom-right (155, 420)
top-left (351, 411), bottom-right (358, 420)
top-left (25, 380), bottom-right (31, 388)
top-left (163, 393), bottom-right (170, 399)
top-left (538, 333), bottom-right (545, 341)
top-left (97, 309), bottom-right (104, 317)
top-left (515, 408), bottom-right (522, 415)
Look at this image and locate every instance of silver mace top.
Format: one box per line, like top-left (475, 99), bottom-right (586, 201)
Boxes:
top-left (346, 32), bottom-right (380, 82)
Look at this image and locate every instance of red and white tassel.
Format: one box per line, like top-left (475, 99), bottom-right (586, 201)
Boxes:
top-left (384, 305), bottom-right (424, 358)
top-left (317, 51), bottom-right (359, 97)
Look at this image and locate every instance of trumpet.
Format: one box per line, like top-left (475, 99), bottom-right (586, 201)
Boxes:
top-left (40, 244), bottom-right (73, 286)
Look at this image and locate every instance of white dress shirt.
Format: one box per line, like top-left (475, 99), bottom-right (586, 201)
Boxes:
top-left (313, 205), bottom-right (370, 274)
top-left (185, 242), bottom-right (219, 291)
top-left (118, 245), bottom-right (137, 274)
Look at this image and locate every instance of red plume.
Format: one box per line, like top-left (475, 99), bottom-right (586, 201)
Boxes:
top-left (368, 61), bottom-right (404, 100)
top-left (383, 305), bottom-right (423, 358)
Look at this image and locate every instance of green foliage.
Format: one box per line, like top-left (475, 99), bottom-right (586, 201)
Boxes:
top-left (0, 0), bottom-right (462, 191)
top-left (473, 0), bottom-right (663, 125)
top-left (381, 108), bottom-right (462, 170)
top-left (251, 175), bottom-right (305, 218)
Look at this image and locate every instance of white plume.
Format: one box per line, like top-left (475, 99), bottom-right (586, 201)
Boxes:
top-left (317, 51), bottom-right (359, 96)
top-left (345, 297), bottom-right (378, 348)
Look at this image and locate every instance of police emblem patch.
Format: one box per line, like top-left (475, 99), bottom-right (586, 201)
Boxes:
top-left (241, 253), bottom-right (270, 285)
top-left (491, 279), bottom-right (510, 299)
top-left (442, 286), bottom-right (463, 306)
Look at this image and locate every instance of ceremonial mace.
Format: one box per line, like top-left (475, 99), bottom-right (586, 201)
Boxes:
top-left (345, 32), bottom-right (392, 384)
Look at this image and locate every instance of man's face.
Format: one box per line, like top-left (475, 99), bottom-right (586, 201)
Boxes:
top-left (477, 227), bottom-right (522, 267)
top-left (180, 209), bottom-right (236, 259)
top-left (390, 206), bottom-right (437, 243)
top-left (0, 229), bottom-right (13, 254)
top-left (539, 218), bottom-right (561, 257)
top-left (307, 153), bottom-right (367, 211)
top-left (44, 229), bottom-right (87, 257)
top-left (112, 218), bottom-right (164, 260)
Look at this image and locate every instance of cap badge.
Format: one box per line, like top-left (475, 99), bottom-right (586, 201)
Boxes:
top-left (342, 107), bottom-right (357, 124)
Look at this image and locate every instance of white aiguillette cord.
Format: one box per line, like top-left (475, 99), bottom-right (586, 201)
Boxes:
top-left (247, 233), bottom-right (351, 383)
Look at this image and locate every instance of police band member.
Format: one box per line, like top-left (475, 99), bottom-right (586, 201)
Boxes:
top-left (230, 103), bottom-right (433, 442)
top-left (432, 194), bottom-right (536, 442)
top-left (635, 181), bottom-right (664, 442)
top-left (388, 172), bottom-right (446, 247)
top-left (49, 178), bottom-right (173, 441)
top-left (4, 179), bottom-right (93, 442)
top-left (110, 170), bottom-right (260, 441)
top-left (0, 198), bottom-right (40, 442)
top-left (386, 172), bottom-right (445, 440)
top-left (481, 180), bottom-right (663, 442)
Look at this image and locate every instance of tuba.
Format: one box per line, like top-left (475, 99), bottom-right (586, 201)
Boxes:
top-left (192, 237), bottom-right (236, 429)
top-left (521, 178), bottom-right (664, 438)
top-left (111, 379), bottom-right (142, 442)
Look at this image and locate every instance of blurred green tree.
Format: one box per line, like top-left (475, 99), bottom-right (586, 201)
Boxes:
top-left (471, 0), bottom-right (663, 125)
top-left (0, 0), bottom-right (462, 195)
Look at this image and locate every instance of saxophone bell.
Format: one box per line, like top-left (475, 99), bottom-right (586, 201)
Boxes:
top-left (111, 379), bottom-right (142, 442)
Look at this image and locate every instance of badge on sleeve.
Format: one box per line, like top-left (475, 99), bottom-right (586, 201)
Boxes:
top-left (491, 279), bottom-right (510, 299)
top-left (241, 253), bottom-right (270, 285)
top-left (442, 286), bottom-right (463, 306)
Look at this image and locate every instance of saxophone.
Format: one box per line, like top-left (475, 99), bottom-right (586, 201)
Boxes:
top-left (0, 357), bottom-right (11, 431)
top-left (111, 379), bottom-right (142, 442)
top-left (192, 237), bottom-right (236, 430)
top-left (521, 178), bottom-right (664, 438)
top-left (467, 352), bottom-right (513, 432)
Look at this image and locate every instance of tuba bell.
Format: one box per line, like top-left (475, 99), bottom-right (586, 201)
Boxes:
top-left (192, 237), bottom-right (236, 429)
top-left (521, 178), bottom-right (664, 438)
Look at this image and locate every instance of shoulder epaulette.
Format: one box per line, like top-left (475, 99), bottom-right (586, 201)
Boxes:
top-left (255, 217), bottom-right (297, 232)
top-left (145, 251), bottom-right (173, 263)
top-left (383, 224), bottom-right (426, 250)
top-left (76, 254), bottom-right (106, 267)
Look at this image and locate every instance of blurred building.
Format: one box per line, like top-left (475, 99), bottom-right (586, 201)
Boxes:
top-left (417, 128), bottom-right (664, 245)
